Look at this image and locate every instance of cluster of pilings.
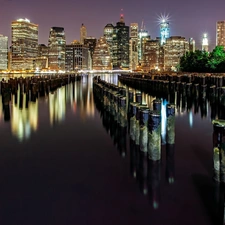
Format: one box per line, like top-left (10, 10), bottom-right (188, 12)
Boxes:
top-left (0, 74), bottom-right (81, 121)
top-left (93, 76), bottom-right (175, 162)
top-left (119, 73), bottom-right (225, 103)
top-left (93, 76), bottom-right (176, 207)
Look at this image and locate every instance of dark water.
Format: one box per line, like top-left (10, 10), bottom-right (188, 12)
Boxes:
top-left (0, 73), bottom-right (222, 225)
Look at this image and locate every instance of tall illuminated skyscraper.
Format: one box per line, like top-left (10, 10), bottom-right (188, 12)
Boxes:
top-left (189, 38), bottom-right (195, 52)
top-left (112, 13), bottom-right (129, 69)
top-left (160, 20), bottom-right (170, 45)
top-left (202, 33), bottom-right (209, 52)
top-left (80, 24), bottom-right (87, 44)
top-left (48, 27), bottom-right (66, 71)
top-left (0, 35), bottom-right (8, 70)
top-left (11, 18), bottom-right (38, 70)
top-left (217, 21), bottom-right (225, 48)
top-left (104, 23), bottom-right (114, 56)
top-left (130, 23), bottom-right (138, 70)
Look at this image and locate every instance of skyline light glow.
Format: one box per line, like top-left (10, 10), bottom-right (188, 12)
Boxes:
top-left (0, 0), bottom-right (225, 51)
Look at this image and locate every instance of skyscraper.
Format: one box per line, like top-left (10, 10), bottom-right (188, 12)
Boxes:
top-left (92, 36), bottom-right (112, 70)
top-left (65, 40), bottom-right (89, 71)
top-left (0, 35), bottom-right (8, 70)
top-left (104, 23), bottom-right (114, 55)
top-left (48, 27), bottom-right (66, 71)
top-left (11, 18), bottom-right (38, 70)
top-left (160, 20), bottom-right (170, 45)
top-left (189, 38), bottom-right (195, 52)
top-left (217, 21), bottom-right (225, 48)
top-left (112, 13), bottom-right (129, 69)
top-left (80, 24), bottom-right (87, 44)
top-left (130, 23), bottom-right (138, 70)
top-left (202, 33), bottom-right (209, 52)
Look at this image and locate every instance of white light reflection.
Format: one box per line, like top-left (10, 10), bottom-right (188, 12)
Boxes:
top-left (161, 99), bottom-right (167, 145)
top-left (189, 111), bottom-right (193, 128)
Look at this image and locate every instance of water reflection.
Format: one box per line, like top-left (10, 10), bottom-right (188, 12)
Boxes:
top-left (0, 74), bottom-right (96, 141)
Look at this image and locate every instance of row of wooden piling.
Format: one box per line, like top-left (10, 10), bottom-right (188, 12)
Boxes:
top-left (93, 76), bottom-right (175, 162)
top-left (0, 74), bottom-right (81, 106)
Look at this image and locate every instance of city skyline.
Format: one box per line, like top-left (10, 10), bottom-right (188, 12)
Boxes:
top-left (0, 0), bottom-right (225, 51)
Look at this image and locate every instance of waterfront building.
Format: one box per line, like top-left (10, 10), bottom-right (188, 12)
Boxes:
top-left (48, 27), bottom-right (66, 71)
top-left (142, 39), bottom-right (162, 71)
top-left (112, 14), bottom-right (129, 69)
top-left (11, 18), bottom-right (38, 71)
top-left (217, 21), bottom-right (225, 48)
top-left (189, 38), bottom-right (195, 52)
top-left (130, 23), bottom-right (139, 70)
top-left (33, 44), bottom-right (49, 70)
top-left (160, 20), bottom-right (170, 45)
top-left (65, 40), bottom-right (89, 71)
top-left (164, 36), bottom-right (189, 71)
top-left (92, 36), bottom-right (112, 70)
top-left (84, 37), bottom-right (97, 58)
top-left (38, 44), bottom-right (49, 57)
top-left (0, 35), bottom-right (8, 70)
top-left (80, 24), bottom-right (87, 44)
top-left (202, 33), bottom-right (209, 52)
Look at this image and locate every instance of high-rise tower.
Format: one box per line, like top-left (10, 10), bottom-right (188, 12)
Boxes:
top-left (11, 18), bottom-right (38, 70)
top-left (130, 23), bottom-right (138, 70)
top-left (0, 35), bottom-right (8, 70)
top-left (80, 24), bottom-right (87, 44)
top-left (112, 12), bottom-right (129, 69)
top-left (217, 21), bottom-right (225, 48)
top-left (160, 20), bottom-right (170, 45)
top-left (104, 23), bottom-right (114, 56)
top-left (202, 33), bottom-right (209, 52)
top-left (48, 27), bottom-right (66, 70)
top-left (189, 38), bottom-right (195, 52)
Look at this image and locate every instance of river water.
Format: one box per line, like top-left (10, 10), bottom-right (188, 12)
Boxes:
top-left (0, 73), bottom-right (221, 225)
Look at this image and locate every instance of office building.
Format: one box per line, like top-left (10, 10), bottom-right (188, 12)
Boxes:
top-left (130, 23), bottom-right (138, 70)
top-left (80, 24), bottom-right (87, 44)
top-left (217, 21), bottom-right (225, 48)
top-left (48, 27), bottom-right (66, 71)
top-left (65, 40), bottom-right (89, 71)
top-left (92, 36), bottom-right (112, 70)
top-left (0, 35), bottom-right (8, 70)
top-left (11, 18), bottom-right (38, 70)
top-left (160, 20), bottom-right (170, 45)
top-left (189, 38), bottom-right (195, 52)
top-left (112, 14), bottom-right (129, 69)
top-left (104, 23), bottom-right (114, 56)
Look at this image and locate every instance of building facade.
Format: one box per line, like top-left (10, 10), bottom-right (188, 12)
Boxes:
top-left (189, 38), bottom-right (195, 52)
top-left (48, 27), bottom-right (66, 71)
top-left (202, 33), bottom-right (209, 52)
top-left (65, 40), bottom-right (89, 71)
top-left (217, 21), bottom-right (225, 48)
top-left (0, 35), bottom-right (8, 70)
top-left (160, 20), bottom-right (170, 45)
top-left (11, 18), bottom-right (38, 70)
top-left (92, 37), bottom-right (112, 70)
top-left (164, 36), bottom-right (189, 71)
top-left (112, 14), bottom-right (129, 69)
top-left (80, 24), bottom-right (87, 44)
top-left (104, 23), bottom-right (114, 56)
top-left (129, 23), bottom-right (138, 71)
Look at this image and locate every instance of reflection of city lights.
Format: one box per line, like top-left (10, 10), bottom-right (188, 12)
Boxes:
top-left (189, 111), bottom-right (193, 128)
top-left (161, 99), bottom-right (167, 144)
top-left (11, 94), bottom-right (38, 141)
top-left (0, 96), bottom-right (3, 122)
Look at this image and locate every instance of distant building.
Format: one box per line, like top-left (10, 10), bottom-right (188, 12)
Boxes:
top-left (92, 37), bottom-right (112, 70)
top-left (80, 24), bottom-right (87, 44)
top-left (160, 20), bottom-right (170, 45)
top-left (0, 35), bottom-right (8, 70)
top-left (38, 44), bottom-right (49, 57)
top-left (217, 21), bottom-right (225, 48)
top-left (164, 36), bottom-right (189, 71)
top-left (142, 39), bottom-right (163, 71)
top-left (138, 23), bottom-right (150, 63)
top-left (48, 27), bottom-right (66, 71)
top-left (104, 23), bottom-right (114, 56)
top-left (11, 18), bottom-right (38, 70)
top-left (129, 23), bottom-right (139, 70)
top-left (112, 14), bottom-right (129, 69)
top-left (189, 38), bottom-right (195, 52)
top-left (65, 40), bottom-right (89, 71)
top-left (33, 44), bottom-right (49, 70)
top-left (202, 33), bottom-right (209, 52)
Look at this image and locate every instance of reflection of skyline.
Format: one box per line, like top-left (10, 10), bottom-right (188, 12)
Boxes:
top-left (0, 75), bottom-right (98, 140)
top-left (11, 93), bottom-right (38, 141)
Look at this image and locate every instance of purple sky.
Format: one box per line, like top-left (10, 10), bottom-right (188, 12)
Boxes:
top-left (0, 0), bottom-right (225, 50)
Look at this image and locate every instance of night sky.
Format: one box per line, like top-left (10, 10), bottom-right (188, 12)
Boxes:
top-left (0, 0), bottom-right (225, 50)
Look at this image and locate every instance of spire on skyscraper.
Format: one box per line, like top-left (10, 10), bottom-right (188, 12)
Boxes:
top-left (120, 9), bottom-right (124, 23)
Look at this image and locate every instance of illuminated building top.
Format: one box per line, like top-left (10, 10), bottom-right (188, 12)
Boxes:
top-left (17, 18), bottom-right (30, 23)
top-left (202, 33), bottom-right (209, 51)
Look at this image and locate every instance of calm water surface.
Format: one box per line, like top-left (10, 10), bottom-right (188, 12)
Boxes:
top-left (0, 73), bottom-right (222, 225)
